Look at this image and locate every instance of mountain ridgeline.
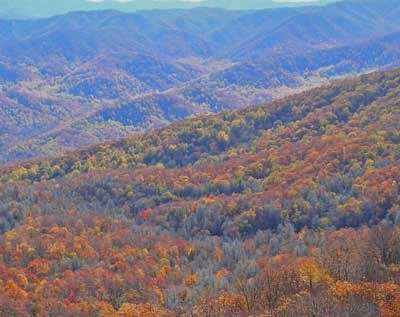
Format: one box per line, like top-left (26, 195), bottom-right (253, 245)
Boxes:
top-left (1, 0), bottom-right (400, 163)
top-left (0, 0), bottom-right (335, 18)
top-left (2, 68), bottom-right (400, 229)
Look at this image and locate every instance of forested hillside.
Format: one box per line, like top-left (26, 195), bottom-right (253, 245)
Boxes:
top-left (1, 0), bottom-right (400, 163)
top-left (0, 69), bottom-right (399, 316)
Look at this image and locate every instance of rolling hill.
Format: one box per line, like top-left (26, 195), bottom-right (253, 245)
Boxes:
top-left (0, 68), bottom-right (399, 316)
top-left (1, 0), bottom-right (400, 165)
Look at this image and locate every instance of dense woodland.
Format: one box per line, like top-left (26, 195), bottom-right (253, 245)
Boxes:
top-left (0, 69), bottom-right (399, 316)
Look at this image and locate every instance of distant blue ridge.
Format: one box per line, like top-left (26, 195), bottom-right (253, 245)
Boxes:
top-left (0, 0), bottom-right (337, 19)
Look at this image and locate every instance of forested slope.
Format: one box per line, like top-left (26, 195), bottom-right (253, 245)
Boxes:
top-left (0, 69), bottom-right (399, 316)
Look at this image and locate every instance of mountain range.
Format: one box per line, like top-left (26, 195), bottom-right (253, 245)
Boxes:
top-left (1, 0), bottom-right (400, 164)
top-left (0, 0), bottom-right (336, 18)
top-left (1, 0), bottom-right (400, 315)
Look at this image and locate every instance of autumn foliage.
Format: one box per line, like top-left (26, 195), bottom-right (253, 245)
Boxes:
top-left (0, 69), bottom-right (400, 315)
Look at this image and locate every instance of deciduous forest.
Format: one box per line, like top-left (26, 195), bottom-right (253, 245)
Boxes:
top-left (0, 68), bottom-right (399, 316)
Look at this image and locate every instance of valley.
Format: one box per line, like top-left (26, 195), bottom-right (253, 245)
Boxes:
top-left (1, 0), bottom-right (400, 163)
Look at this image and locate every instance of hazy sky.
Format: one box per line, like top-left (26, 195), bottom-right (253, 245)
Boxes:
top-left (87, 0), bottom-right (323, 2)
top-left (0, 0), bottom-right (335, 19)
